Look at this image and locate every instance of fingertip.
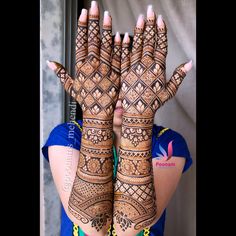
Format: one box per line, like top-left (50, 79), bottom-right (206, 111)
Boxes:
top-left (79, 8), bottom-right (88, 22)
top-left (90, 1), bottom-right (99, 16)
top-left (147, 5), bottom-right (155, 19)
top-left (157, 15), bottom-right (164, 28)
top-left (91, 1), bottom-right (98, 9)
top-left (184, 60), bottom-right (193, 72)
top-left (115, 32), bottom-right (121, 43)
top-left (136, 14), bottom-right (145, 28)
top-left (104, 10), bottom-right (109, 17)
top-left (123, 32), bottom-right (130, 44)
top-left (103, 10), bottom-right (111, 26)
top-left (46, 60), bottom-right (57, 71)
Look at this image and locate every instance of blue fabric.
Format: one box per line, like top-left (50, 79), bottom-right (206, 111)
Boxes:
top-left (60, 205), bottom-right (73, 236)
top-left (152, 125), bottom-right (192, 173)
top-left (42, 120), bottom-right (82, 162)
top-left (42, 120), bottom-right (192, 236)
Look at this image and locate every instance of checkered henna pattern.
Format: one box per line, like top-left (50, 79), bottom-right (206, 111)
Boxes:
top-left (113, 13), bottom-right (188, 234)
top-left (49, 6), bottom-right (121, 232)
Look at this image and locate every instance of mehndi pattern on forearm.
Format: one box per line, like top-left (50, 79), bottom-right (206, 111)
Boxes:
top-left (121, 115), bottom-right (153, 147)
top-left (114, 115), bottom-right (157, 231)
top-left (69, 117), bottom-right (114, 231)
top-left (65, 8), bottom-right (121, 231)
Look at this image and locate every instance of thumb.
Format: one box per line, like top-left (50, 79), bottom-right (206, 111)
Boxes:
top-left (165, 60), bottom-right (192, 100)
top-left (46, 60), bottom-right (76, 98)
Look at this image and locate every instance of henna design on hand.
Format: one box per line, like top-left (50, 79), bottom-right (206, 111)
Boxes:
top-left (113, 8), bottom-right (191, 234)
top-left (68, 117), bottom-right (114, 231)
top-left (50, 11), bottom-right (121, 119)
top-left (47, 3), bottom-right (122, 232)
top-left (114, 116), bottom-right (157, 232)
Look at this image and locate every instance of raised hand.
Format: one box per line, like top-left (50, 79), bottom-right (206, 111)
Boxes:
top-left (47, 1), bottom-right (121, 235)
top-left (113, 5), bottom-right (192, 236)
top-left (119, 13), bottom-right (192, 117)
top-left (47, 4), bottom-right (121, 119)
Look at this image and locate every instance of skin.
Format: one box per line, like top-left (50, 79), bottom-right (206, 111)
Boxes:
top-left (47, 1), bottom-right (192, 235)
top-left (49, 99), bottom-right (185, 236)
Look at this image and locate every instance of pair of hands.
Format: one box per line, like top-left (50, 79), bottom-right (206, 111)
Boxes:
top-left (47, 1), bottom-right (192, 120)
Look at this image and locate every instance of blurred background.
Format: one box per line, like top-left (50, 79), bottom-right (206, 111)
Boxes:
top-left (40, 0), bottom-right (196, 235)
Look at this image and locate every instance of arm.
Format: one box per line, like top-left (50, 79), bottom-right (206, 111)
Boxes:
top-left (113, 6), bottom-right (192, 236)
top-left (48, 146), bottom-right (79, 217)
top-left (152, 157), bottom-right (185, 219)
top-left (47, 2), bottom-right (121, 235)
top-left (47, 147), bottom-right (185, 231)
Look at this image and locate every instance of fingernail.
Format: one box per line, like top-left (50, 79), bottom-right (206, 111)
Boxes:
top-left (184, 60), bottom-right (193, 72)
top-left (46, 60), bottom-right (57, 71)
top-left (147, 5), bottom-right (155, 18)
top-left (90, 1), bottom-right (99, 15)
top-left (79, 9), bottom-right (88, 22)
top-left (91, 1), bottom-right (98, 8)
top-left (136, 14), bottom-right (145, 28)
top-left (104, 10), bottom-right (109, 17)
top-left (123, 32), bottom-right (130, 43)
top-left (81, 9), bottom-right (87, 15)
top-left (157, 15), bottom-right (164, 27)
top-left (103, 10), bottom-right (111, 25)
top-left (115, 32), bottom-right (121, 42)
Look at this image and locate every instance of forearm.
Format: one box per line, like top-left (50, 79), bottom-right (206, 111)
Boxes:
top-left (68, 115), bottom-right (114, 234)
top-left (114, 113), bottom-right (157, 234)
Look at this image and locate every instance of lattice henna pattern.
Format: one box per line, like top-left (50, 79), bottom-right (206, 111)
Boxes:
top-left (114, 174), bottom-right (157, 231)
top-left (69, 174), bottom-right (113, 229)
top-left (55, 13), bottom-right (121, 119)
top-left (65, 10), bottom-right (120, 230)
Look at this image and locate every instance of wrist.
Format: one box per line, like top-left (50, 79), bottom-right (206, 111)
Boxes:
top-left (121, 113), bottom-right (154, 149)
top-left (82, 116), bottom-right (113, 148)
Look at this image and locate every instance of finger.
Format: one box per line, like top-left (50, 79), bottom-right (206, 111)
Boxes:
top-left (164, 60), bottom-right (192, 101)
top-left (111, 32), bottom-right (121, 75)
top-left (46, 60), bottom-right (76, 99)
top-left (88, 1), bottom-right (100, 61)
top-left (142, 5), bottom-right (156, 62)
top-left (75, 8), bottom-right (88, 74)
top-left (121, 32), bottom-right (131, 77)
top-left (154, 15), bottom-right (168, 68)
top-left (130, 14), bottom-right (145, 66)
top-left (100, 11), bottom-right (112, 75)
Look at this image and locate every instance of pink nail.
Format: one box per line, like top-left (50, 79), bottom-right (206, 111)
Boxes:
top-left (46, 60), bottom-right (57, 71)
top-left (90, 1), bottom-right (99, 15)
top-left (104, 11), bottom-right (109, 17)
top-left (157, 15), bottom-right (164, 27)
top-left (115, 32), bottom-right (121, 42)
top-left (79, 9), bottom-right (88, 22)
top-left (136, 14), bottom-right (145, 28)
top-left (184, 60), bottom-right (193, 72)
top-left (123, 32), bottom-right (130, 43)
top-left (103, 10), bottom-right (111, 25)
top-left (91, 1), bottom-right (98, 8)
top-left (147, 5), bottom-right (155, 19)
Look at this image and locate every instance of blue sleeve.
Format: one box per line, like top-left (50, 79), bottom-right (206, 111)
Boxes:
top-left (42, 121), bottom-right (82, 162)
top-left (152, 126), bottom-right (192, 173)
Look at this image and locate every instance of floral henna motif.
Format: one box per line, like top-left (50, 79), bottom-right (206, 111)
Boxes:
top-left (49, 3), bottom-right (122, 232)
top-left (83, 127), bottom-right (113, 144)
top-left (114, 12), bottom-right (189, 233)
top-left (54, 15), bottom-right (121, 119)
top-left (121, 126), bottom-right (152, 146)
top-left (68, 116), bottom-right (114, 230)
top-left (114, 211), bottom-right (133, 231)
top-left (91, 213), bottom-right (111, 231)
